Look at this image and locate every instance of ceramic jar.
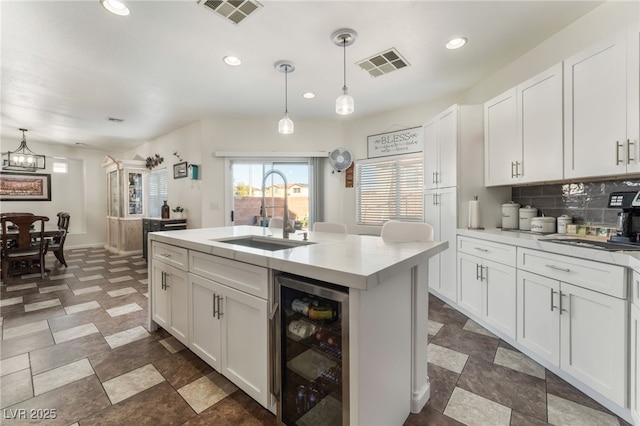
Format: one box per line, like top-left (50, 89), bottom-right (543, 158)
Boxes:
top-left (501, 201), bottom-right (521, 230)
top-left (518, 205), bottom-right (538, 231)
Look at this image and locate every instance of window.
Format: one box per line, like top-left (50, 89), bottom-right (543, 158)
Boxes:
top-left (227, 158), bottom-right (322, 230)
top-left (356, 154), bottom-right (424, 225)
top-left (148, 169), bottom-right (168, 217)
top-left (52, 162), bottom-right (68, 173)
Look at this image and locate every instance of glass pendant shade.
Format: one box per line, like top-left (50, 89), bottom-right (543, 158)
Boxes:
top-left (278, 113), bottom-right (294, 134)
top-left (336, 88), bottom-right (354, 115)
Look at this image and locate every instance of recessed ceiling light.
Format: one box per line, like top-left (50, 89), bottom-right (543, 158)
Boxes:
top-left (446, 37), bottom-right (467, 50)
top-left (302, 92), bottom-right (316, 99)
top-left (223, 56), bottom-right (242, 66)
top-left (101, 0), bottom-right (130, 16)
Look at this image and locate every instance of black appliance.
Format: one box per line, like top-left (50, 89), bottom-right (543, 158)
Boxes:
top-left (608, 191), bottom-right (640, 245)
top-left (273, 273), bottom-right (349, 425)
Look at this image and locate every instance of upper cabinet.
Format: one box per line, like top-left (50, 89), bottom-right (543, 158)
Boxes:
top-left (564, 29), bottom-right (639, 179)
top-left (484, 63), bottom-right (563, 186)
top-left (424, 104), bottom-right (459, 189)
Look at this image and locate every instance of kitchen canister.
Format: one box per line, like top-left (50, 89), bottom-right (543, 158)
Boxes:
top-left (557, 215), bottom-right (573, 234)
top-left (531, 216), bottom-right (556, 233)
top-left (518, 205), bottom-right (538, 231)
top-left (501, 201), bottom-right (521, 230)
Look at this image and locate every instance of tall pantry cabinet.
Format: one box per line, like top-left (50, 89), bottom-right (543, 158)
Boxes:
top-left (423, 105), bottom-right (509, 305)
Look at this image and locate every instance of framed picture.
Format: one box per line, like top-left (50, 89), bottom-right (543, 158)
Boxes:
top-left (0, 172), bottom-right (52, 201)
top-left (173, 162), bottom-right (188, 179)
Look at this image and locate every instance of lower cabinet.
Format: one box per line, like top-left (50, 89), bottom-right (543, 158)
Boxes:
top-left (151, 260), bottom-right (189, 345)
top-left (457, 252), bottom-right (517, 339)
top-left (631, 302), bottom-right (639, 425)
top-left (188, 273), bottom-right (269, 407)
top-left (517, 270), bottom-right (627, 407)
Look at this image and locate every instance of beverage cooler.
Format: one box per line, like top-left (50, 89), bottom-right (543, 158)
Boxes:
top-left (274, 273), bottom-right (349, 425)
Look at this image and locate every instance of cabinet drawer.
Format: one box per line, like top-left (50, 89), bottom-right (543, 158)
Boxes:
top-left (189, 251), bottom-right (268, 300)
top-left (518, 248), bottom-right (626, 299)
top-left (457, 236), bottom-right (516, 267)
top-left (152, 241), bottom-right (188, 271)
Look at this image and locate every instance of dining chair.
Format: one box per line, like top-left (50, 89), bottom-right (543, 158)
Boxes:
top-left (1, 215), bottom-right (50, 282)
top-left (48, 212), bottom-right (70, 267)
top-left (380, 220), bottom-right (434, 243)
top-left (312, 222), bottom-right (348, 234)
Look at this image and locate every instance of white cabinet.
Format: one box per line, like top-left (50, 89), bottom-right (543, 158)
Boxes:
top-left (457, 237), bottom-right (517, 339)
top-left (517, 249), bottom-right (627, 406)
top-left (151, 259), bottom-right (189, 345)
top-left (564, 29), bottom-right (640, 178)
top-left (424, 105), bottom-right (459, 189)
top-left (631, 270), bottom-right (640, 426)
top-left (188, 253), bottom-right (270, 408)
top-left (425, 187), bottom-right (457, 302)
top-left (484, 63), bottom-right (563, 186)
top-left (484, 88), bottom-right (517, 186)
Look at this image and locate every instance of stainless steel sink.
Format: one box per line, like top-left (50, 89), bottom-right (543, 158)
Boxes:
top-left (212, 236), bottom-right (315, 251)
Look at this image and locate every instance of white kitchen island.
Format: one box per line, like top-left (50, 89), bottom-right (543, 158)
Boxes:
top-left (147, 226), bottom-right (447, 425)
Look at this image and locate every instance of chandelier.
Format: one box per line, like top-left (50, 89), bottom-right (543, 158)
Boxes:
top-left (2, 129), bottom-right (46, 171)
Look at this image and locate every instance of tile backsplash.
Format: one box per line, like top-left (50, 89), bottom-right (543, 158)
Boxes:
top-left (511, 179), bottom-right (640, 226)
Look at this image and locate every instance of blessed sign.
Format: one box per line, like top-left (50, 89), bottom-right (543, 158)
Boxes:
top-left (367, 126), bottom-right (423, 158)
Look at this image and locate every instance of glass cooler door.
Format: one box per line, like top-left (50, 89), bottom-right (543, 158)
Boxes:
top-left (275, 274), bottom-right (349, 426)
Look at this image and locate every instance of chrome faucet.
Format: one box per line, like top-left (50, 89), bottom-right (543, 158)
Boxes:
top-left (261, 169), bottom-right (295, 239)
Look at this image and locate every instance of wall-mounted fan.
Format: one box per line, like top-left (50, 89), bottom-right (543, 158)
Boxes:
top-left (328, 147), bottom-right (353, 173)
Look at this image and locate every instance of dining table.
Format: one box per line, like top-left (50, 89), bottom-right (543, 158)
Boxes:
top-left (1, 222), bottom-right (66, 274)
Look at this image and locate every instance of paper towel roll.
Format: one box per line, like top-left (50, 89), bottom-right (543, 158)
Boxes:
top-left (469, 199), bottom-right (481, 229)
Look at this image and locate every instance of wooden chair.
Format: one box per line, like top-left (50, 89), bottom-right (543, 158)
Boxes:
top-left (380, 220), bottom-right (434, 243)
top-left (1, 215), bottom-right (49, 282)
top-left (312, 222), bottom-right (348, 234)
top-left (48, 212), bottom-right (70, 267)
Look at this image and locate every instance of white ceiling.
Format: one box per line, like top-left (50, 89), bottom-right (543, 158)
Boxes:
top-left (0, 0), bottom-right (603, 152)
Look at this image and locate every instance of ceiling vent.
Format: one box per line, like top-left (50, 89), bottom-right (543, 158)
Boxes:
top-left (198, 0), bottom-right (262, 25)
top-left (357, 48), bottom-right (410, 77)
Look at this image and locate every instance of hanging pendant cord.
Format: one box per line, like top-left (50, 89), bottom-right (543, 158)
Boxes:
top-left (284, 66), bottom-right (288, 113)
top-left (342, 37), bottom-right (347, 91)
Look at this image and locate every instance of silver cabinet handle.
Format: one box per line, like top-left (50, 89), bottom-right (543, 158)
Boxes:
top-left (511, 161), bottom-right (516, 178)
top-left (627, 139), bottom-right (635, 164)
top-left (161, 252), bottom-right (172, 258)
top-left (432, 171), bottom-right (437, 184)
top-left (482, 266), bottom-right (487, 282)
top-left (559, 291), bottom-right (568, 314)
top-left (474, 247), bottom-right (489, 253)
top-left (544, 264), bottom-right (570, 273)
top-left (435, 171), bottom-right (440, 184)
top-left (212, 292), bottom-right (218, 318)
top-left (217, 295), bottom-right (223, 319)
top-left (476, 264), bottom-right (481, 280)
top-left (514, 161), bottom-right (521, 177)
top-left (616, 141), bottom-right (624, 165)
top-left (550, 288), bottom-right (558, 311)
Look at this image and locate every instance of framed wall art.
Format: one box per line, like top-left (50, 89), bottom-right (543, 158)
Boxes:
top-left (0, 172), bottom-right (52, 201)
top-left (173, 162), bottom-right (188, 179)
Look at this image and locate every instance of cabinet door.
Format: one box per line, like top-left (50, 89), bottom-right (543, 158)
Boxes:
top-left (166, 266), bottom-right (188, 345)
top-left (438, 187), bottom-right (457, 302)
top-left (457, 252), bottom-right (482, 319)
top-left (189, 274), bottom-right (222, 370)
top-left (151, 261), bottom-right (170, 330)
top-left (424, 190), bottom-right (440, 294)
top-left (560, 282), bottom-right (627, 406)
top-left (484, 88), bottom-right (518, 186)
top-left (627, 28), bottom-right (640, 175)
top-left (436, 105), bottom-right (458, 188)
top-left (564, 32), bottom-right (628, 179)
top-left (220, 284), bottom-right (269, 407)
top-left (423, 119), bottom-right (438, 190)
top-left (631, 305), bottom-right (640, 426)
top-left (518, 63), bottom-right (563, 183)
top-left (482, 259), bottom-right (516, 339)
top-left (516, 270), bottom-right (560, 366)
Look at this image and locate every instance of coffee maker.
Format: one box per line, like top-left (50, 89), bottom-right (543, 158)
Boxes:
top-left (608, 191), bottom-right (640, 244)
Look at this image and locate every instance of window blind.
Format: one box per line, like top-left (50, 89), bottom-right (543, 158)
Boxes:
top-left (356, 154), bottom-right (423, 225)
top-left (148, 170), bottom-right (168, 217)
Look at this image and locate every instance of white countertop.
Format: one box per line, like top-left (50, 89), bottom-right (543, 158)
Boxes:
top-left (457, 228), bottom-right (640, 271)
top-left (149, 226), bottom-right (448, 290)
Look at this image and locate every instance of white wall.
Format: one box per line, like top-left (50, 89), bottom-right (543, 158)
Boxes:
top-left (0, 140), bottom-right (121, 248)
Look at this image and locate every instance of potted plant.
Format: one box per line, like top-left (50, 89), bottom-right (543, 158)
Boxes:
top-left (172, 205), bottom-right (185, 219)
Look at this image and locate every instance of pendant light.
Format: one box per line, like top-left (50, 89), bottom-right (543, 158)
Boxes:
top-left (275, 60), bottom-right (295, 134)
top-left (332, 29), bottom-right (357, 115)
top-left (2, 129), bottom-right (46, 171)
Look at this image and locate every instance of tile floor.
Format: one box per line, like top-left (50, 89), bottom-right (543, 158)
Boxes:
top-left (0, 247), bottom-right (632, 425)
